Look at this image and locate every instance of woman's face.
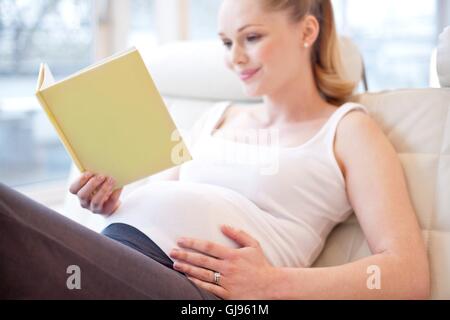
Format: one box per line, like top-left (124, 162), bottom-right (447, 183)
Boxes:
top-left (218, 0), bottom-right (308, 97)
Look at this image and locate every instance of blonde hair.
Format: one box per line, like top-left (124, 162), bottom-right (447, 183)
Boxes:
top-left (262, 0), bottom-right (356, 106)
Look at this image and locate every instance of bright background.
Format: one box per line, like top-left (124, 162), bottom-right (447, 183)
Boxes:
top-left (0, 0), bottom-right (449, 206)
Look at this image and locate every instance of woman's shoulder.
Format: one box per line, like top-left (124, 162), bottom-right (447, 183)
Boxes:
top-left (337, 102), bottom-right (373, 132)
top-left (334, 103), bottom-right (390, 177)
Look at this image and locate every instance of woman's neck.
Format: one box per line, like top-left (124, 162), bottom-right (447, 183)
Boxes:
top-left (262, 71), bottom-right (330, 126)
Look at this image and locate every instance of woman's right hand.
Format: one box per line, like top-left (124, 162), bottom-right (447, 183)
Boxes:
top-left (69, 172), bottom-right (123, 216)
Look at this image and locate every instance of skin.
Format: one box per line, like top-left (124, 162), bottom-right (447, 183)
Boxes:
top-left (70, 0), bottom-right (430, 299)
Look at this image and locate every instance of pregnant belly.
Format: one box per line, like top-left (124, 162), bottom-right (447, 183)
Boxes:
top-left (106, 180), bottom-right (260, 259)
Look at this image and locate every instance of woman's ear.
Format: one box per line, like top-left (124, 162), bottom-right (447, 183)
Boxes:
top-left (300, 15), bottom-right (320, 48)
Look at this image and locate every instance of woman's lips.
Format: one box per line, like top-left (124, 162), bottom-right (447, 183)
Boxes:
top-left (239, 68), bottom-right (261, 81)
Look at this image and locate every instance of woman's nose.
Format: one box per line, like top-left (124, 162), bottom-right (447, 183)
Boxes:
top-left (230, 44), bottom-right (248, 66)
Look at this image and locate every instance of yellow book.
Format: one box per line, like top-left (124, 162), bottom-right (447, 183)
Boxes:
top-left (35, 47), bottom-right (192, 189)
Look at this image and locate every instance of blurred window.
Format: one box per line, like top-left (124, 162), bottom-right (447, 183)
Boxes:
top-left (0, 0), bottom-right (93, 187)
top-left (0, 0), bottom-right (156, 188)
top-left (128, 0), bottom-right (157, 53)
top-left (189, 0), bottom-right (221, 40)
top-left (333, 0), bottom-right (440, 90)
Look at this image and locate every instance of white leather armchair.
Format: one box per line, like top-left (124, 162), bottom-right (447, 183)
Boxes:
top-left (62, 35), bottom-right (450, 299)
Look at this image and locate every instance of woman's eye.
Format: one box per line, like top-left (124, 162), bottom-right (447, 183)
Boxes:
top-left (222, 41), bottom-right (232, 49)
top-left (247, 35), bottom-right (261, 42)
top-left (221, 34), bottom-right (261, 49)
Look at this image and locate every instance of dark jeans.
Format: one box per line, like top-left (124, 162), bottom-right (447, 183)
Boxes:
top-left (0, 182), bottom-right (220, 300)
top-left (101, 223), bottom-right (177, 272)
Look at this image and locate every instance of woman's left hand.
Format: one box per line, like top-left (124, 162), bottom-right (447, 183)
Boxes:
top-left (169, 225), bottom-right (277, 300)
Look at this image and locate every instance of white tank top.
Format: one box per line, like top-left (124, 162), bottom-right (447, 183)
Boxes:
top-left (108, 101), bottom-right (369, 268)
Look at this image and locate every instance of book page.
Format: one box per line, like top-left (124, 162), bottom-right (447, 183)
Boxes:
top-left (40, 63), bottom-right (55, 90)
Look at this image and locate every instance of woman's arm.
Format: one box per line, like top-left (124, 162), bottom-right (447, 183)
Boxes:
top-left (270, 111), bottom-right (431, 300)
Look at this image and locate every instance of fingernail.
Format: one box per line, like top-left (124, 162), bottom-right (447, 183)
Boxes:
top-left (98, 175), bottom-right (105, 181)
top-left (108, 177), bottom-right (115, 185)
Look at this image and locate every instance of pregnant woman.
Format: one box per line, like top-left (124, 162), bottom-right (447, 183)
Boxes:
top-left (0, 0), bottom-right (430, 299)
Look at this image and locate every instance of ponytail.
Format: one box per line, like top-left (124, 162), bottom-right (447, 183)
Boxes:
top-left (312, 0), bottom-right (356, 105)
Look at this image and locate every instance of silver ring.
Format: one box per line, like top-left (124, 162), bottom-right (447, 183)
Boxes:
top-left (213, 272), bottom-right (221, 285)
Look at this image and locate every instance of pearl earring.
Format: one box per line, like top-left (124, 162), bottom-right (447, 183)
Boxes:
top-left (304, 43), bottom-right (310, 48)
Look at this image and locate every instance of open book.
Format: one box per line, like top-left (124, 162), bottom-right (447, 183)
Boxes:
top-left (35, 48), bottom-right (192, 189)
